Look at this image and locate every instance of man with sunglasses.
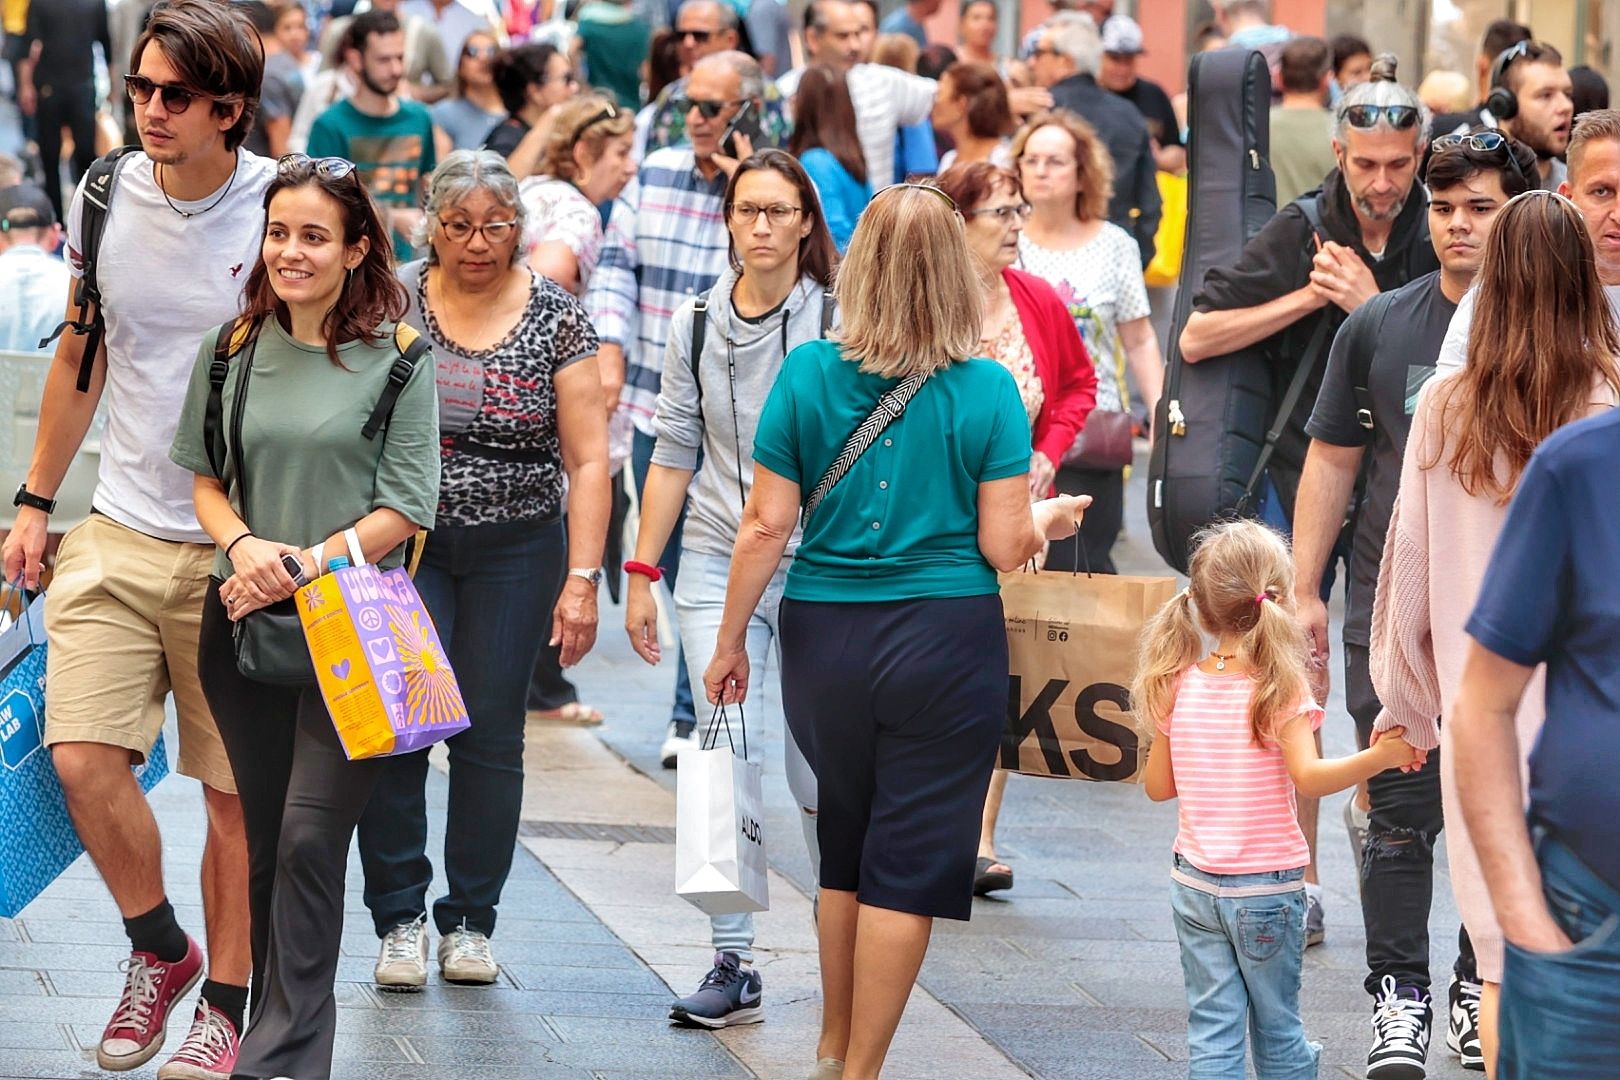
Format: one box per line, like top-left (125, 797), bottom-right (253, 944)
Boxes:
top-left (1293, 129), bottom-right (1533, 1080)
top-left (643, 0), bottom-right (791, 157)
top-left (2, 2), bottom-right (272, 1076)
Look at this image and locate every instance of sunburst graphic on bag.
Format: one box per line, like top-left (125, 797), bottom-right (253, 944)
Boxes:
top-left (387, 605), bottom-right (462, 728)
top-left (301, 583), bottom-right (327, 612)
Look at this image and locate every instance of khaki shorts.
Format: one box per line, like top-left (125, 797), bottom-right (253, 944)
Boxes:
top-left (43, 513), bottom-right (236, 794)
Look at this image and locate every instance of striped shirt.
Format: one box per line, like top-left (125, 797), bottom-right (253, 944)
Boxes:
top-left (1160, 667), bottom-right (1323, 875)
top-left (584, 147), bottom-right (729, 434)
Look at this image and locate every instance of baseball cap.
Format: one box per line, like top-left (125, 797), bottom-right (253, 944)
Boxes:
top-left (1101, 15), bottom-right (1144, 56)
top-left (0, 185), bottom-right (56, 232)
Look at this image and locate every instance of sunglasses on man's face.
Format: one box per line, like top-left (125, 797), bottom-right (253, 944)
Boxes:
top-left (124, 74), bottom-right (226, 114)
top-left (675, 97), bottom-right (739, 120)
top-left (676, 28), bottom-right (714, 43)
top-left (1343, 104), bottom-right (1419, 130)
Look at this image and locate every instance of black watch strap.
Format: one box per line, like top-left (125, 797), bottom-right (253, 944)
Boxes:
top-left (13, 485), bottom-right (56, 514)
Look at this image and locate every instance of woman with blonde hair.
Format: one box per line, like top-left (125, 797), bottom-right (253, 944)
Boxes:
top-left (703, 182), bottom-right (1088, 1080)
top-left (519, 93), bottom-right (638, 295)
top-left (1372, 189), bottom-right (1620, 1077)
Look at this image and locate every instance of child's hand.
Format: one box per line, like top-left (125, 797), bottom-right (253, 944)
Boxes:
top-left (1371, 727), bottom-right (1424, 772)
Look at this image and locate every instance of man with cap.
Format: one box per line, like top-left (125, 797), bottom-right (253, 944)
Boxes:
top-left (1097, 15), bottom-right (1184, 174)
top-left (0, 184), bottom-right (70, 355)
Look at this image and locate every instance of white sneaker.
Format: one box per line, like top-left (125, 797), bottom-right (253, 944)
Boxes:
top-left (438, 921), bottom-right (499, 985)
top-left (659, 718), bottom-right (698, 769)
top-left (374, 915), bottom-right (429, 991)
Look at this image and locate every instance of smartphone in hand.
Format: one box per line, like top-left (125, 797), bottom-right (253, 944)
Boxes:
top-left (720, 101), bottom-right (761, 159)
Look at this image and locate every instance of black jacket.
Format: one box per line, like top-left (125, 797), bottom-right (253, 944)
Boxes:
top-left (1191, 169), bottom-right (1439, 516)
top-left (1048, 73), bottom-right (1162, 267)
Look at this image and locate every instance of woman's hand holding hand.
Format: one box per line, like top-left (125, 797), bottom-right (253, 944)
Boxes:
top-left (227, 536), bottom-right (300, 606)
top-left (218, 574), bottom-right (276, 622)
top-left (551, 575), bottom-right (600, 668)
top-left (703, 644), bottom-right (750, 706)
top-left (624, 577), bottom-right (662, 665)
top-left (1035, 494), bottom-right (1091, 542)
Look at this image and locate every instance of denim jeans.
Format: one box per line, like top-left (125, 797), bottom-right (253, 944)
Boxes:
top-left (632, 427), bottom-right (695, 727)
top-left (357, 517), bottom-right (564, 937)
top-left (1498, 823), bottom-right (1620, 1079)
top-left (675, 550), bottom-right (818, 963)
top-left (1171, 856), bottom-right (1321, 1079)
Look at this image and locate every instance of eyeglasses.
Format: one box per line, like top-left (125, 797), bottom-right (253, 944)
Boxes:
top-left (439, 218), bottom-right (521, 244)
top-left (277, 153), bottom-right (358, 181)
top-left (729, 203), bottom-right (802, 226)
top-left (1343, 104), bottom-right (1419, 130)
top-left (1018, 154), bottom-right (1075, 172)
top-left (967, 202), bottom-right (1033, 224)
top-left (676, 28), bottom-right (714, 43)
top-left (571, 102), bottom-right (621, 145)
top-left (124, 74), bottom-right (232, 114)
top-left (463, 43), bottom-right (497, 59)
top-left (1430, 130), bottom-right (1530, 189)
top-left (674, 96), bottom-right (741, 120)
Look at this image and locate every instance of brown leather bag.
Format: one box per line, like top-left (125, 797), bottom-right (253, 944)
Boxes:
top-left (1062, 409), bottom-right (1134, 471)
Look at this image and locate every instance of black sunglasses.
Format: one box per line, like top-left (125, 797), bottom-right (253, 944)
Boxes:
top-left (277, 153), bottom-right (358, 181)
top-left (676, 28), bottom-right (714, 42)
top-left (124, 74), bottom-right (231, 114)
top-left (674, 97), bottom-right (740, 120)
top-left (571, 102), bottom-right (622, 145)
top-left (1343, 104), bottom-right (1419, 131)
top-left (1431, 130), bottom-right (1530, 189)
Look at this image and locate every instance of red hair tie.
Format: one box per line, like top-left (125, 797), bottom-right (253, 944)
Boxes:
top-left (1255, 593), bottom-right (1269, 606)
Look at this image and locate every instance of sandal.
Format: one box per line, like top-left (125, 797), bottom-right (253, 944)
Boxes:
top-left (527, 702), bottom-right (605, 725)
top-left (973, 856), bottom-right (1013, 895)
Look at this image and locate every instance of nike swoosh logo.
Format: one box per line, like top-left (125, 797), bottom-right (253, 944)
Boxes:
top-left (739, 983), bottom-right (761, 1005)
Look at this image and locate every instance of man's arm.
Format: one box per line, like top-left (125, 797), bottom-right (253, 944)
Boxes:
top-left (584, 181), bottom-right (642, 416)
top-left (1179, 285), bottom-right (1326, 362)
top-left (1291, 440), bottom-right (1363, 665)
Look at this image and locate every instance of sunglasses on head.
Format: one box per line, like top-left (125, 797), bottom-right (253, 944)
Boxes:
top-left (1431, 130), bottom-right (1530, 188)
top-left (1343, 104), bottom-right (1419, 130)
top-left (675, 97), bottom-right (739, 119)
top-left (124, 74), bottom-right (231, 114)
top-left (276, 153), bottom-right (358, 181)
top-left (571, 102), bottom-right (621, 145)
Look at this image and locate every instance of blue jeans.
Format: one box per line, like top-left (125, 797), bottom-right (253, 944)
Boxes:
top-left (1499, 824), bottom-right (1620, 1079)
top-left (675, 551), bottom-right (818, 962)
top-left (1171, 856), bottom-right (1321, 1079)
top-left (632, 427), bottom-right (695, 727)
top-left (357, 517), bottom-right (564, 937)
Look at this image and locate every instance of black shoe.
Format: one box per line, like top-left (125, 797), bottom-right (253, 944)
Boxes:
top-left (1367, 975), bottom-right (1432, 1079)
top-left (1446, 976), bottom-right (1484, 1071)
top-left (660, 718), bottom-right (697, 769)
top-left (669, 951), bottom-right (763, 1028)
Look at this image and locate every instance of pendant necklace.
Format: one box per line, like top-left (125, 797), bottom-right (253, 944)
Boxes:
top-left (157, 160), bottom-right (237, 219)
top-left (1210, 651), bottom-right (1237, 672)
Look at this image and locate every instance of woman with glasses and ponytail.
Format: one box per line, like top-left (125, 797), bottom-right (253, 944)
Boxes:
top-left (356, 149), bottom-right (614, 996)
top-left (170, 152), bottom-right (441, 1080)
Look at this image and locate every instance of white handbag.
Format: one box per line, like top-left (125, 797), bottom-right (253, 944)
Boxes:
top-left (674, 703), bottom-right (769, 916)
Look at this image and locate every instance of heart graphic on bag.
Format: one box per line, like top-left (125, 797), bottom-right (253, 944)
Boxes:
top-left (330, 659), bottom-right (351, 680)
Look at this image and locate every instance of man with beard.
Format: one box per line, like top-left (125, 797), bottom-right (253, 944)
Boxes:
top-left (1179, 60), bottom-right (1438, 949)
top-left (308, 9), bottom-right (437, 259)
top-left (1486, 40), bottom-right (1574, 190)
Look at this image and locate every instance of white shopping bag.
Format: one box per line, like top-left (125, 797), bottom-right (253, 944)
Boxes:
top-left (674, 705), bottom-right (769, 916)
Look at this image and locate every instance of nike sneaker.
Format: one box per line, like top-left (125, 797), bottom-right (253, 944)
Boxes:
top-left (1367, 975), bottom-right (1432, 1079)
top-left (669, 951), bottom-right (763, 1028)
top-left (1446, 976), bottom-right (1484, 1071)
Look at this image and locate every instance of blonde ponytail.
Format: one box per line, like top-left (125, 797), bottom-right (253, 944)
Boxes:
top-left (1131, 589), bottom-right (1203, 735)
top-left (1242, 589), bottom-right (1311, 744)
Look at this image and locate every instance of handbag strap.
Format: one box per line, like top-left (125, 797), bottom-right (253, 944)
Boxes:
top-left (701, 700), bottom-right (747, 759)
top-left (803, 371), bottom-right (928, 523)
top-left (344, 526), bottom-right (366, 567)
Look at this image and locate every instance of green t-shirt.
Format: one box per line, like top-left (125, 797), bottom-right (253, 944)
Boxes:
top-left (752, 339), bottom-right (1032, 603)
top-left (170, 317), bottom-right (442, 578)
top-left (306, 99), bottom-right (437, 260)
top-left (577, 3), bottom-right (650, 110)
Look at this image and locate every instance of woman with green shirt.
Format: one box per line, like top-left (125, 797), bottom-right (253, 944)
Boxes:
top-left (170, 155), bottom-right (440, 1080)
top-left (702, 183), bottom-right (1088, 1080)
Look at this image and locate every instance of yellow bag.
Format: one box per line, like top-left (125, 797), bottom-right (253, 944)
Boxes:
top-left (1144, 170), bottom-right (1188, 289)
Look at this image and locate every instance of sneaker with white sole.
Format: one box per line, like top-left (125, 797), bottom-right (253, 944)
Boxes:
top-left (374, 915), bottom-right (429, 991)
top-left (1305, 891), bottom-right (1326, 947)
top-left (438, 922), bottom-right (499, 985)
top-left (669, 951), bottom-right (763, 1028)
top-left (156, 999), bottom-right (240, 1080)
top-left (98, 936), bottom-right (205, 1072)
top-left (1368, 975), bottom-right (1432, 1079)
top-left (1446, 976), bottom-right (1484, 1070)
top-left (660, 718), bottom-right (698, 769)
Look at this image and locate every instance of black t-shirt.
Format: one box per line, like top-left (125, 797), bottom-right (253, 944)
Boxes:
top-left (25, 0), bottom-right (111, 91)
top-left (1113, 76), bottom-right (1182, 149)
top-left (1304, 271), bottom-right (1452, 646)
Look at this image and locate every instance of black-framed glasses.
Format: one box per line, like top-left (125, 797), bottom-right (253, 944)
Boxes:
top-left (676, 28), bottom-right (714, 43)
top-left (1431, 130), bottom-right (1530, 189)
top-left (729, 203), bottom-right (802, 226)
top-left (571, 102), bottom-right (621, 145)
top-left (124, 73), bottom-right (231, 114)
top-left (277, 153), bottom-right (358, 181)
top-left (439, 218), bottom-right (521, 244)
top-left (1343, 104), bottom-right (1419, 130)
top-left (674, 96), bottom-right (741, 120)
top-left (967, 202), bottom-right (1033, 224)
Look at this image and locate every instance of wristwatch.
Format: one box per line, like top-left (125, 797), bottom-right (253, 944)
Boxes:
top-left (567, 568), bottom-right (603, 588)
top-left (12, 484), bottom-right (55, 514)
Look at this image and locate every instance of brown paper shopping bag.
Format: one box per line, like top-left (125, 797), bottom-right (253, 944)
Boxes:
top-left (998, 567), bottom-right (1177, 784)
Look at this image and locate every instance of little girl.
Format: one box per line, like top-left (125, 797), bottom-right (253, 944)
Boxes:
top-left (1134, 521), bottom-right (1419, 1079)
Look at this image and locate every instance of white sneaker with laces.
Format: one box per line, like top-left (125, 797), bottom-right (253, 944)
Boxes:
top-left (1367, 974), bottom-right (1433, 1079)
top-left (439, 921), bottom-right (499, 984)
top-left (374, 914), bottom-right (429, 991)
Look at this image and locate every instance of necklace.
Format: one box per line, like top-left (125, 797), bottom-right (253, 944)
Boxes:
top-left (156, 160), bottom-right (237, 219)
top-left (1210, 650), bottom-right (1238, 672)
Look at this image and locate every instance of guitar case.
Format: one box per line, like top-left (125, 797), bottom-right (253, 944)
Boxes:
top-left (1146, 48), bottom-right (1279, 574)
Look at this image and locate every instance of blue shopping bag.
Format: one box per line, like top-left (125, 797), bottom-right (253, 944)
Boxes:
top-left (0, 588), bottom-right (168, 917)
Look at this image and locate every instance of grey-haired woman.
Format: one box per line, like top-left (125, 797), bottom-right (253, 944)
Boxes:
top-left (355, 149), bottom-right (612, 988)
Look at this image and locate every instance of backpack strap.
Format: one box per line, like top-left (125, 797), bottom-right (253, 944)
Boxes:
top-left (203, 316), bottom-right (259, 482)
top-left (689, 296), bottom-right (709, 410)
top-left (361, 324), bottom-right (430, 440)
top-left (1349, 291), bottom-right (1398, 432)
top-left (819, 290), bottom-right (836, 338)
top-left (38, 146), bottom-right (142, 392)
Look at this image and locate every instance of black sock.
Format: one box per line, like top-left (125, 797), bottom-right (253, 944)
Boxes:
top-left (201, 978), bottom-right (248, 1032)
top-left (122, 899), bottom-right (189, 963)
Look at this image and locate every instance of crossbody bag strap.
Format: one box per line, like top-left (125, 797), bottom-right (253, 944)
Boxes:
top-left (802, 371), bottom-right (927, 523)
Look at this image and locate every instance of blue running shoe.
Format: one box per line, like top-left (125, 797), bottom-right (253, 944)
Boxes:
top-left (669, 951), bottom-right (764, 1028)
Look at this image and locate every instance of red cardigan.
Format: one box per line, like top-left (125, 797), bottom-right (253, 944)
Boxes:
top-left (1004, 266), bottom-right (1098, 468)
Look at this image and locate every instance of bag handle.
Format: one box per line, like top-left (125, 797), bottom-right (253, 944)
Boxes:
top-left (344, 526), bottom-right (367, 568)
top-left (701, 700), bottom-right (748, 760)
top-left (0, 575), bottom-right (40, 648)
top-left (803, 370), bottom-right (927, 523)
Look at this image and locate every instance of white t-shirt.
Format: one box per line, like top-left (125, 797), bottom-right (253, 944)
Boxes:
top-left (1436, 283), bottom-right (1620, 373)
top-left (65, 150), bottom-right (276, 542)
top-left (520, 177), bottom-right (605, 290)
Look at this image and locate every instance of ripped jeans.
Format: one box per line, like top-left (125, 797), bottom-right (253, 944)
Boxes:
top-left (1346, 644), bottom-right (1478, 997)
top-left (1171, 856), bottom-right (1320, 1079)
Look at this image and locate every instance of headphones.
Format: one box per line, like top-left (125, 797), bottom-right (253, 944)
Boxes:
top-left (1485, 40), bottom-right (1531, 122)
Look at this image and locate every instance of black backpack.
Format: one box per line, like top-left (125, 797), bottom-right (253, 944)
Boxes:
top-left (687, 288), bottom-right (836, 407)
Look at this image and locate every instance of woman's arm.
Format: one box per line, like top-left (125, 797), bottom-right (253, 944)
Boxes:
top-left (625, 463), bottom-right (694, 664)
top-left (977, 476), bottom-right (1089, 572)
top-left (552, 355), bottom-right (612, 666)
top-left (1027, 293), bottom-right (1097, 484)
top-left (193, 474), bottom-right (301, 610)
top-left (703, 465), bottom-right (799, 705)
top-left (1278, 712), bottom-right (1419, 798)
top-left (1142, 731), bottom-right (1176, 801)
top-left (529, 240), bottom-right (582, 295)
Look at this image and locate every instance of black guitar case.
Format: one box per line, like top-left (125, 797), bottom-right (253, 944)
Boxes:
top-left (1146, 48), bottom-right (1279, 574)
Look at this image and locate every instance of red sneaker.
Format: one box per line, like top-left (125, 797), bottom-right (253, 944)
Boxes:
top-left (96, 936), bottom-right (204, 1072)
top-left (156, 999), bottom-right (241, 1080)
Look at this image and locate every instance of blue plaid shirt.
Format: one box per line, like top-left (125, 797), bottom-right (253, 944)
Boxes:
top-left (586, 147), bottom-right (729, 435)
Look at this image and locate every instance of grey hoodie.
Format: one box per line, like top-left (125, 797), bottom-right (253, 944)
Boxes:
top-left (651, 267), bottom-right (832, 558)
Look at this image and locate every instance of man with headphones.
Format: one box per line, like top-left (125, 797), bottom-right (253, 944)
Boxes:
top-left (1484, 40), bottom-right (1574, 189)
